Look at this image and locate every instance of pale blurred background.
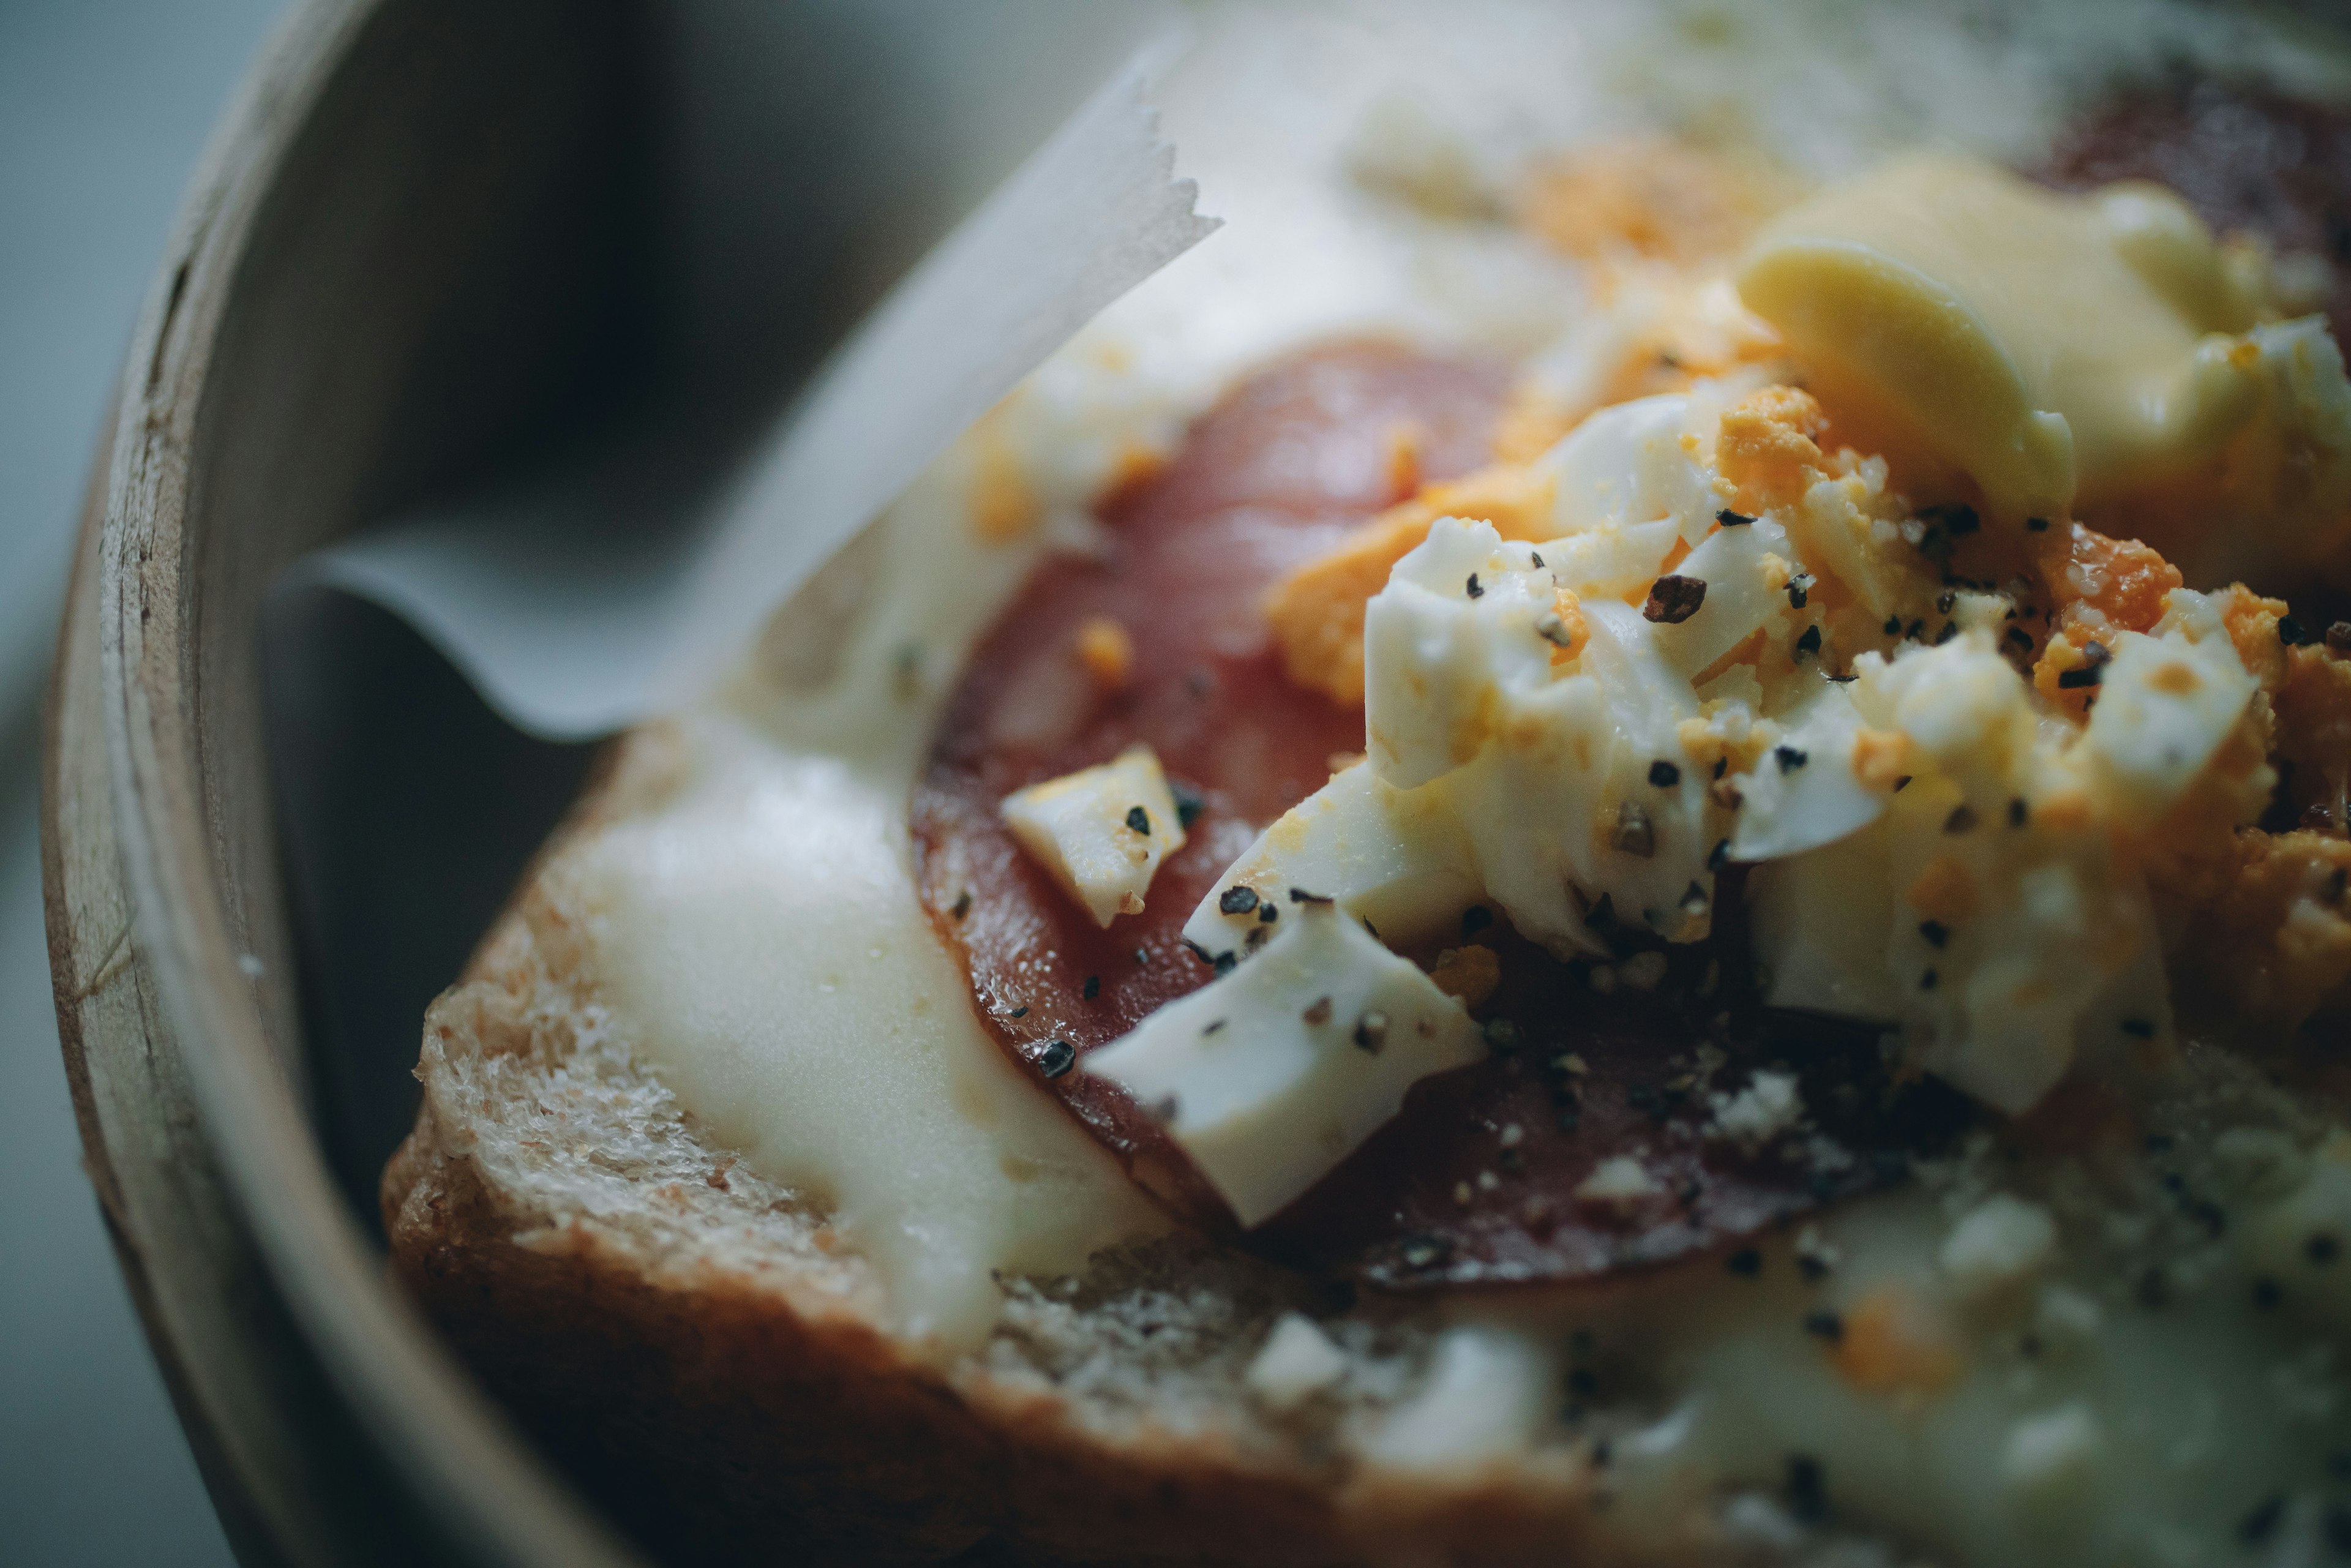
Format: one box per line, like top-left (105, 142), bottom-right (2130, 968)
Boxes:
top-left (0, 2), bottom-right (282, 1561)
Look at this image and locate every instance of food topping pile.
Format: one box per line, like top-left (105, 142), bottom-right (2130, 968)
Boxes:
top-left (917, 107), bottom-right (2351, 1286)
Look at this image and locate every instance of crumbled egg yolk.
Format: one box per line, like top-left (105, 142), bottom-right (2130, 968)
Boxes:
top-left (966, 400), bottom-right (1044, 546)
top-left (1520, 138), bottom-right (1788, 271)
top-left (1212, 369), bottom-right (2344, 1122)
top-left (1071, 614), bottom-right (1136, 692)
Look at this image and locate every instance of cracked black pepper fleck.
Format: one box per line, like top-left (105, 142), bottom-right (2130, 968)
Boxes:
top-left (1643, 574), bottom-right (1708, 624)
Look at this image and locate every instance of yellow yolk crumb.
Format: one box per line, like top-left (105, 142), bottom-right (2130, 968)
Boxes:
top-left (1427, 945), bottom-right (1501, 1008)
top-left (1905, 856), bottom-right (1979, 924)
top-left (2032, 790), bottom-right (2098, 834)
top-left (1384, 421), bottom-right (1425, 501)
top-left (2031, 631), bottom-right (2102, 721)
top-left (2175, 830), bottom-right (2351, 1028)
top-left (2218, 583), bottom-right (2296, 688)
top-left (1852, 727), bottom-right (1914, 790)
top-left (2210, 585), bottom-right (2351, 825)
top-left (1545, 585), bottom-right (1589, 668)
top-left (1832, 1283), bottom-right (1963, 1400)
top-left (1674, 716), bottom-right (1772, 784)
top-left (1104, 440), bottom-right (1169, 500)
top-left (1266, 463), bottom-right (1557, 705)
top-left (1520, 138), bottom-right (1783, 269)
top-left (1716, 385), bottom-right (1831, 509)
top-left (2033, 521), bottom-right (2183, 635)
top-left (1074, 616), bottom-right (1136, 692)
top-left (969, 410), bottom-right (1041, 545)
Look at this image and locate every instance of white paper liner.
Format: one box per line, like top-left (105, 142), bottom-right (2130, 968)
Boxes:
top-left (298, 47), bottom-right (1216, 740)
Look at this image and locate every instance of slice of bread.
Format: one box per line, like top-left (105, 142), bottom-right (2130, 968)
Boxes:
top-left (381, 726), bottom-right (1621, 1568)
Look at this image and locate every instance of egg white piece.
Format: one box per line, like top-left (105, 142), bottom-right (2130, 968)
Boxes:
top-left (1084, 899), bottom-right (1484, 1226)
top-left (1726, 678), bottom-right (1883, 863)
top-left (2079, 617), bottom-right (2259, 830)
top-left (1181, 761), bottom-right (1480, 963)
top-left (1001, 744), bottom-right (1187, 927)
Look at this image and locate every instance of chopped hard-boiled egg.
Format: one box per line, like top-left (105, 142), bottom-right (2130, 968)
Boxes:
top-left (1182, 760), bottom-right (1479, 964)
top-left (1747, 601), bottom-right (2263, 1112)
top-left (1124, 150), bottom-right (2351, 1212)
top-left (1211, 391), bottom-right (1916, 975)
top-left (1001, 745), bottom-right (1187, 927)
top-left (1083, 899), bottom-right (1484, 1225)
top-left (1205, 370), bottom-right (2278, 1125)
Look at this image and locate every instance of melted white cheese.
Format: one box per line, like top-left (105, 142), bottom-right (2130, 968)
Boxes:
top-left (569, 471), bottom-right (1168, 1352)
top-left (576, 733), bottom-right (1161, 1350)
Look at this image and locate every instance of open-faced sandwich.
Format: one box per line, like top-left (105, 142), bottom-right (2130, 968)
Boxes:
top-left (383, 4), bottom-right (2351, 1562)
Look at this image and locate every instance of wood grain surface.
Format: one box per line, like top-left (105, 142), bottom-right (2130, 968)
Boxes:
top-left (42, 1), bottom-right (646, 1561)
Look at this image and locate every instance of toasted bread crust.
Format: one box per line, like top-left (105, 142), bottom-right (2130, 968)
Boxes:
top-left (380, 727), bottom-right (1616, 1567)
top-left (388, 1123), bottom-right (1362, 1566)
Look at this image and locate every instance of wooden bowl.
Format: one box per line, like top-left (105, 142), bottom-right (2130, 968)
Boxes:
top-left (40, 0), bottom-right (1146, 1558)
top-left (43, 0), bottom-right (650, 1556)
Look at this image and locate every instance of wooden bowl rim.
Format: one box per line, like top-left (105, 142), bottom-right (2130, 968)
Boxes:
top-left (45, 2), bottom-right (642, 1560)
